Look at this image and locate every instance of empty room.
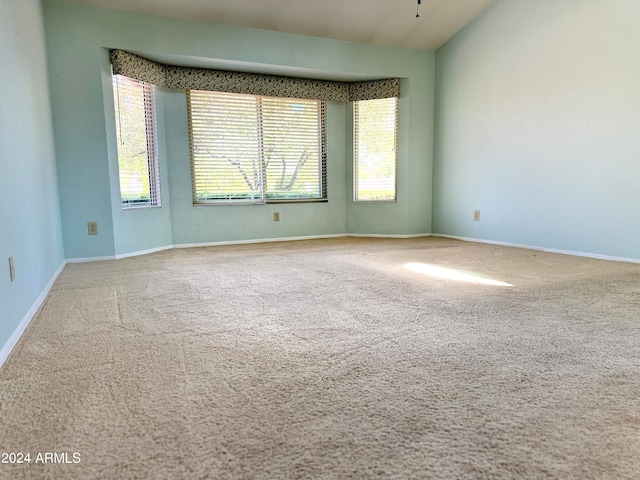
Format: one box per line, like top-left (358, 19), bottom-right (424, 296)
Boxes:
top-left (1, 0), bottom-right (639, 478)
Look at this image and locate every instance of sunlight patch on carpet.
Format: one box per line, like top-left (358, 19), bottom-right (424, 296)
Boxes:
top-left (404, 262), bottom-right (513, 287)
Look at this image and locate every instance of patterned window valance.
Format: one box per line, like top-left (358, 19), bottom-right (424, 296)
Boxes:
top-left (110, 50), bottom-right (399, 102)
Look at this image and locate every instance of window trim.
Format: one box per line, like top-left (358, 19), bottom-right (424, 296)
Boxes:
top-left (112, 74), bottom-right (161, 209)
top-left (187, 90), bottom-right (327, 206)
top-left (353, 97), bottom-right (398, 203)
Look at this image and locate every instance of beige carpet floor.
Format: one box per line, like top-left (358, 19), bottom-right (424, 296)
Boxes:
top-left (1, 237), bottom-right (639, 479)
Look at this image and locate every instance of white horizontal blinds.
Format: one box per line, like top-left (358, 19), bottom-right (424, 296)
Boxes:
top-left (188, 91), bottom-right (262, 203)
top-left (188, 90), bottom-right (326, 204)
top-left (261, 97), bottom-right (324, 200)
top-left (354, 97), bottom-right (398, 201)
top-left (113, 74), bottom-right (160, 207)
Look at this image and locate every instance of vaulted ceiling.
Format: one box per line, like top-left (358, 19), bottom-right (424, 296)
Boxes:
top-left (57, 0), bottom-right (496, 51)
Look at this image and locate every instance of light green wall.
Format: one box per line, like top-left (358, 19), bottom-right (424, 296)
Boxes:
top-left (347, 74), bottom-right (435, 235)
top-left (162, 91), bottom-right (349, 244)
top-left (43, 0), bottom-right (435, 259)
top-left (434, 0), bottom-right (640, 260)
top-left (0, 0), bottom-right (64, 352)
top-left (101, 53), bottom-right (174, 256)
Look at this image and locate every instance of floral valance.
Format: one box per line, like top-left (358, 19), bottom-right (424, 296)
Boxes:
top-left (110, 50), bottom-right (399, 102)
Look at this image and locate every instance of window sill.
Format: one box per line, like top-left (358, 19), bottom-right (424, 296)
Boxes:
top-left (121, 204), bottom-right (162, 210)
top-left (193, 198), bottom-right (328, 206)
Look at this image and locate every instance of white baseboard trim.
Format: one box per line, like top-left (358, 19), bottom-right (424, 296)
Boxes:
top-left (63, 233), bottom-right (639, 265)
top-left (115, 246), bottom-right (173, 260)
top-left (67, 233), bottom-right (436, 261)
top-left (66, 255), bottom-right (115, 263)
top-left (433, 234), bottom-right (640, 265)
top-left (0, 260), bottom-right (67, 370)
top-left (174, 234), bottom-right (346, 250)
top-left (347, 233), bottom-right (432, 239)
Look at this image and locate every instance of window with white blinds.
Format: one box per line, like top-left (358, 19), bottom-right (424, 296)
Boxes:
top-left (187, 90), bottom-right (327, 204)
top-left (354, 97), bottom-right (398, 202)
top-left (112, 74), bottom-right (161, 208)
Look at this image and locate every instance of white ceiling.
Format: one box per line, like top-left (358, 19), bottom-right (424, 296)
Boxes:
top-left (59, 0), bottom-right (496, 51)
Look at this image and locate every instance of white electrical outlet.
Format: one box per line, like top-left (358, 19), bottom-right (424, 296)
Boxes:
top-left (88, 222), bottom-right (98, 235)
top-left (474, 210), bottom-right (480, 221)
top-left (8, 256), bottom-right (15, 282)
top-left (274, 212), bottom-right (280, 222)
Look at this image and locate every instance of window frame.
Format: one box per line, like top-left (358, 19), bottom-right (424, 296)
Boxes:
top-left (353, 97), bottom-right (398, 203)
top-left (112, 74), bottom-right (161, 209)
top-left (187, 90), bottom-right (327, 206)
